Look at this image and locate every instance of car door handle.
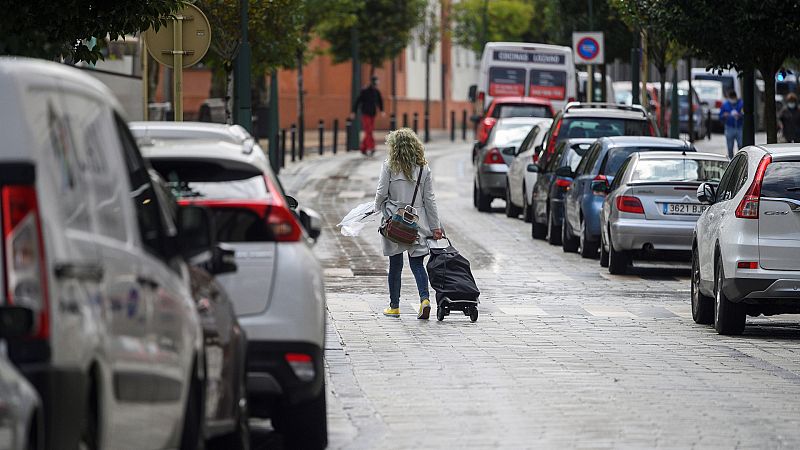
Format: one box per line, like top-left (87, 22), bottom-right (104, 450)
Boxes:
top-left (136, 276), bottom-right (160, 289)
top-left (54, 262), bottom-right (104, 282)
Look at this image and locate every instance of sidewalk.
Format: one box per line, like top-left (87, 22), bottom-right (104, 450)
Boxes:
top-left (693, 131), bottom-right (768, 156)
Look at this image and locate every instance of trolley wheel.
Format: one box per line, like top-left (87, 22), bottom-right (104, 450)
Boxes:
top-left (469, 308), bottom-right (479, 323)
top-left (436, 306), bottom-right (445, 321)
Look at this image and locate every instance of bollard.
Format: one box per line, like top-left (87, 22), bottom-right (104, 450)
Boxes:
top-left (450, 110), bottom-right (456, 142)
top-left (333, 119), bottom-right (339, 155)
top-left (280, 128), bottom-right (287, 168)
top-left (462, 110), bottom-right (467, 141)
top-left (402, 112), bottom-right (409, 128)
top-left (345, 119), bottom-right (352, 152)
top-left (298, 123), bottom-right (305, 161)
top-left (290, 124), bottom-right (297, 162)
top-left (390, 113), bottom-right (397, 131)
top-left (318, 120), bottom-right (325, 156)
top-left (413, 112), bottom-right (418, 134)
top-left (707, 110), bottom-right (712, 141)
top-left (424, 113), bottom-right (430, 143)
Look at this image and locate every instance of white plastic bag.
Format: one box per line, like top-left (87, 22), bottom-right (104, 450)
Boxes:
top-left (337, 202), bottom-right (378, 237)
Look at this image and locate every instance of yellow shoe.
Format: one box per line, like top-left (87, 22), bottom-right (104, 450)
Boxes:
top-left (383, 307), bottom-right (400, 317)
top-left (418, 299), bottom-right (431, 320)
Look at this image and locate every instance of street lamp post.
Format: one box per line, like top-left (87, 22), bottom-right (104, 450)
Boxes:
top-left (234, 0), bottom-right (252, 132)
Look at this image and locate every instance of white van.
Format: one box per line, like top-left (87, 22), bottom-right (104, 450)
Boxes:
top-left (578, 71), bottom-right (615, 103)
top-left (475, 42), bottom-right (576, 113)
top-left (0, 58), bottom-right (207, 450)
top-left (691, 67), bottom-right (740, 98)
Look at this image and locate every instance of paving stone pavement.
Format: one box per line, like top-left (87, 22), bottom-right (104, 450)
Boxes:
top-left (276, 138), bottom-right (800, 449)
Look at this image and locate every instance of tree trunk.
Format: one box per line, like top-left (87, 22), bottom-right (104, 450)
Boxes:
top-left (225, 65), bottom-right (234, 125)
top-left (760, 65), bottom-right (779, 144)
top-left (296, 49), bottom-right (305, 156)
top-left (659, 69), bottom-right (666, 135)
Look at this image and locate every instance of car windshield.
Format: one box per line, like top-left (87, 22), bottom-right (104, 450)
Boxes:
top-left (491, 123), bottom-right (535, 147)
top-left (694, 84), bottom-right (722, 100)
top-left (631, 158), bottom-right (728, 183)
top-left (493, 104), bottom-right (552, 119)
top-left (148, 159), bottom-right (270, 200)
top-left (603, 147), bottom-right (687, 175)
top-left (563, 144), bottom-right (591, 171)
top-left (560, 117), bottom-right (650, 141)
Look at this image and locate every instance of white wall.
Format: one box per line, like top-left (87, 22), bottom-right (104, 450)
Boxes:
top-left (450, 45), bottom-right (480, 101)
top-left (405, 38), bottom-right (442, 101)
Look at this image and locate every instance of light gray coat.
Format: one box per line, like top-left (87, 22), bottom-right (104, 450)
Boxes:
top-left (374, 161), bottom-right (440, 257)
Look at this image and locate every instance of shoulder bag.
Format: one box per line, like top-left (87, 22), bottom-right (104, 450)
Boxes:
top-left (379, 166), bottom-right (424, 245)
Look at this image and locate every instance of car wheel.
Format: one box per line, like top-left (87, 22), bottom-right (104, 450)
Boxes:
top-left (561, 218), bottom-right (579, 253)
top-left (276, 382), bottom-right (328, 450)
top-left (714, 254), bottom-right (746, 335)
top-left (180, 362), bottom-right (205, 450)
top-left (579, 218), bottom-right (598, 258)
top-left (546, 208), bottom-right (562, 245)
top-left (599, 233), bottom-right (609, 267)
top-left (691, 247), bottom-right (714, 325)
top-left (476, 183), bottom-right (492, 212)
top-left (522, 185), bottom-right (533, 223)
top-left (207, 374), bottom-right (250, 450)
top-left (504, 183), bottom-right (522, 218)
top-left (79, 377), bottom-right (100, 450)
top-left (531, 204), bottom-right (547, 240)
top-left (607, 231), bottom-right (629, 275)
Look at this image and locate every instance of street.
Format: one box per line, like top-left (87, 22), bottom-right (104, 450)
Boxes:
top-left (279, 136), bottom-right (800, 449)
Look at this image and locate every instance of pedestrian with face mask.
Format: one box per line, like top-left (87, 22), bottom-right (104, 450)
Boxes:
top-left (779, 93), bottom-right (800, 143)
top-left (719, 90), bottom-right (744, 158)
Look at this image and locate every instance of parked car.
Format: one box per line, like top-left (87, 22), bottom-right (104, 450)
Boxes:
top-left (530, 138), bottom-right (593, 243)
top-left (149, 170), bottom-right (250, 449)
top-left (598, 151), bottom-right (728, 274)
top-left (141, 138), bottom-right (328, 448)
top-left (0, 307), bottom-right (43, 450)
top-left (539, 102), bottom-right (658, 173)
top-left (0, 58), bottom-right (207, 450)
top-left (506, 119), bottom-right (553, 220)
top-left (687, 79), bottom-right (725, 132)
top-left (472, 96), bottom-right (554, 161)
top-left (474, 117), bottom-right (543, 212)
top-left (562, 137), bottom-right (696, 258)
top-left (692, 144), bottom-right (800, 335)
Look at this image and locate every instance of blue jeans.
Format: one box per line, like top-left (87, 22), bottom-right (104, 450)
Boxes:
top-left (725, 126), bottom-right (743, 158)
top-left (388, 253), bottom-right (430, 308)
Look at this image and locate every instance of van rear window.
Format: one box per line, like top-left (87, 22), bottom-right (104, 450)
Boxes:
top-left (529, 70), bottom-right (566, 100)
top-left (489, 67), bottom-right (525, 96)
top-left (694, 75), bottom-right (735, 95)
top-left (761, 162), bottom-right (800, 201)
top-left (492, 104), bottom-right (552, 119)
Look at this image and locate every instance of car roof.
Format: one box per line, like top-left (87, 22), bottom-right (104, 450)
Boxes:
top-left (756, 143), bottom-right (800, 156)
top-left (561, 138), bottom-right (596, 146)
top-left (139, 139), bottom-right (271, 174)
top-left (561, 103), bottom-right (649, 119)
top-left (635, 151), bottom-right (728, 161)
top-left (600, 136), bottom-right (691, 149)
top-left (490, 96), bottom-right (552, 106)
top-left (129, 121), bottom-right (252, 145)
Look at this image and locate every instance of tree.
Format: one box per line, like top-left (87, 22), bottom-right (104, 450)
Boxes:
top-left (417, 1), bottom-right (440, 143)
top-left (451, 0), bottom-right (535, 55)
top-left (0, 0), bottom-right (182, 63)
top-left (198, 0), bottom-right (304, 123)
top-left (322, 0), bottom-right (426, 69)
top-left (650, 0), bottom-right (800, 143)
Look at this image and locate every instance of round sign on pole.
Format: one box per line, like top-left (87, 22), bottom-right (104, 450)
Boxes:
top-left (145, 3), bottom-right (211, 68)
top-left (577, 37), bottom-right (600, 61)
top-left (572, 32), bottom-right (604, 65)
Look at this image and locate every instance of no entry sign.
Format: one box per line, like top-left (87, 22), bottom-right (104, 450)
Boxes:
top-left (572, 32), bottom-right (604, 65)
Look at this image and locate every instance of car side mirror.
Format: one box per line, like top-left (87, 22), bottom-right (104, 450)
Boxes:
top-left (177, 205), bottom-right (215, 263)
top-left (298, 206), bottom-right (323, 242)
top-left (501, 146), bottom-right (516, 156)
top-left (285, 195), bottom-right (299, 210)
top-left (0, 306), bottom-right (34, 338)
top-left (591, 180), bottom-right (610, 193)
top-left (697, 182), bottom-right (716, 205)
top-left (468, 85), bottom-right (477, 102)
top-left (554, 166), bottom-right (574, 178)
top-left (203, 244), bottom-right (236, 276)
top-left (526, 164), bottom-right (539, 173)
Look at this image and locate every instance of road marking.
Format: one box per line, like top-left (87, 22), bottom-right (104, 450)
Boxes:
top-left (325, 268), bottom-right (355, 278)
top-left (498, 305), bottom-right (548, 316)
top-left (582, 304), bottom-right (636, 318)
top-left (664, 304), bottom-right (692, 318)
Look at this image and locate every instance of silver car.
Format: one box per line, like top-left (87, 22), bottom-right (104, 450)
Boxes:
top-left (599, 151), bottom-right (729, 274)
top-left (474, 117), bottom-right (542, 212)
top-left (505, 119), bottom-right (553, 220)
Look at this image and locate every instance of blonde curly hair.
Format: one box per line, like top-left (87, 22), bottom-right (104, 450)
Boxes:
top-left (386, 128), bottom-right (427, 180)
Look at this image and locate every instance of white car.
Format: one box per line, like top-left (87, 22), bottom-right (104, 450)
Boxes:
top-left (505, 118), bottom-right (552, 221)
top-left (0, 58), bottom-right (206, 450)
top-left (692, 144), bottom-right (800, 335)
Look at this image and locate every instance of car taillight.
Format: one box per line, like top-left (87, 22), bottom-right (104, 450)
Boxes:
top-left (547, 120), bottom-right (562, 155)
top-left (266, 205), bottom-right (303, 242)
top-left (483, 148), bottom-right (505, 165)
top-left (478, 117), bottom-right (496, 144)
top-left (285, 353), bottom-right (315, 382)
top-left (715, 100), bottom-right (723, 109)
top-left (555, 178), bottom-right (572, 188)
top-left (567, 97), bottom-right (575, 103)
top-left (616, 195), bottom-right (644, 214)
top-left (735, 154), bottom-right (771, 219)
top-left (737, 261), bottom-right (758, 269)
top-left (2, 185), bottom-right (49, 339)
top-left (532, 153), bottom-right (539, 164)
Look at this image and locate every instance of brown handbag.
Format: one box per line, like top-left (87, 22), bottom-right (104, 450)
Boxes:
top-left (379, 166), bottom-right (424, 245)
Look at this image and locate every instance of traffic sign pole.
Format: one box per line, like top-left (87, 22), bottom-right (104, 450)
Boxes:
top-left (173, 15), bottom-right (183, 121)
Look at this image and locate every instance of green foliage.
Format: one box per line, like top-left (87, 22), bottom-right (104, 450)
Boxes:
top-left (418, 2), bottom-right (441, 56)
top-left (0, 0), bottom-right (183, 63)
top-left (322, 0), bottom-right (427, 67)
top-left (451, 0), bottom-right (535, 54)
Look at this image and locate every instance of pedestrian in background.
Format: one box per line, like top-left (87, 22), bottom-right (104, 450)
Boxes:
top-left (778, 93), bottom-right (800, 143)
top-left (374, 128), bottom-right (441, 319)
top-left (352, 76), bottom-right (385, 156)
top-left (719, 90), bottom-right (743, 158)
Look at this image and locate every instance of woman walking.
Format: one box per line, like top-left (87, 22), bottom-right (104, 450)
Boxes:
top-left (374, 129), bottom-right (442, 319)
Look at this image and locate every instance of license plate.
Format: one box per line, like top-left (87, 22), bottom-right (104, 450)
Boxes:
top-left (663, 203), bottom-right (708, 215)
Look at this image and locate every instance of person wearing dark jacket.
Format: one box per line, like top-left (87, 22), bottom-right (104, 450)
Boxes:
top-left (352, 76), bottom-right (384, 155)
top-left (779, 93), bottom-right (800, 143)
